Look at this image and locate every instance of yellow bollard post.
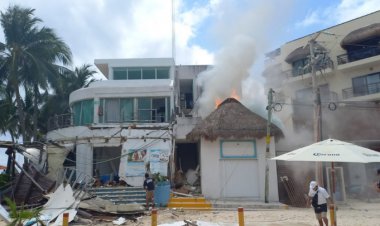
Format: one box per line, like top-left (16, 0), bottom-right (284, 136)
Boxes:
top-left (151, 209), bottom-right (157, 226)
top-left (329, 204), bottom-right (336, 226)
top-left (238, 207), bottom-right (244, 226)
top-left (62, 212), bottom-right (69, 226)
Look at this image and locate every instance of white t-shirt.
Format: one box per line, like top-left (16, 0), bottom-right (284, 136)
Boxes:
top-left (308, 187), bottom-right (330, 205)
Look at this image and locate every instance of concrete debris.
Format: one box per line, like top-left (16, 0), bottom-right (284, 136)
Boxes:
top-left (0, 204), bottom-right (10, 223)
top-left (112, 217), bottom-right (126, 225)
top-left (158, 221), bottom-right (237, 226)
top-left (39, 184), bottom-right (78, 225)
top-left (185, 167), bottom-right (199, 186)
top-left (79, 196), bottom-right (144, 214)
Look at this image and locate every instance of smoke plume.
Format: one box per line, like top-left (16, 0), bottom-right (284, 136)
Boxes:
top-left (196, 35), bottom-right (256, 117)
top-left (194, 0), bottom-right (293, 118)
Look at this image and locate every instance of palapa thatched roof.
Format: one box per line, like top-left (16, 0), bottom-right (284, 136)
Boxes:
top-left (285, 43), bottom-right (326, 63)
top-left (186, 98), bottom-right (282, 141)
top-left (341, 23), bottom-right (380, 49)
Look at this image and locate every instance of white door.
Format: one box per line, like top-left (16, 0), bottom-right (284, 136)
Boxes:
top-left (220, 159), bottom-right (259, 198)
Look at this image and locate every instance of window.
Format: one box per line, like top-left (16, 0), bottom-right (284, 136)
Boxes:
top-left (156, 67), bottom-right (170, 79)
top-left (100, 98), bottom-right (134, 123)
top-left (142, 68), bottom-right (156, 79)
top-left (112, 67), bottom-right (170, 80)
top-left (220, 140), bottom-right (257, 159)
top-left (295, 84), bottom-right (330, 102)
top-left (347, 37), bottom-right (380, 62)
top-left (352, 73), bottom-right (380, 96)
top-left (99, 97), bottom-right (169, 123)
top-left (120, 99), bottom-right (134, 121)
top-left (292, 58), bottom-right (310, 76)
top-left (72, 99), bottom-right (94, 126)
top-left (152, 98), bottom-right (166, 122)
top-left (138, 98), bottom-right (152, 122)
top-left (128, 68), bottom-right (141, 80)
top-left (114, 68), bottom-right (127, 80)
top-left (137, 97), bottom-right (169, 122)
top-left (105, 99), bottom-right (120, 122)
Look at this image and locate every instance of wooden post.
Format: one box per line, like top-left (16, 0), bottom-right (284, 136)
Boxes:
top-left (62, 212), bottom-right (69, 226)
top-left (238, 207), bottom-right (244, 226)
top-left (329, 204), bottom-right (336, 226)
top-left (265, 88), bottom-right (274, 203)
top-left (151, 209), bottom-right (157, 226)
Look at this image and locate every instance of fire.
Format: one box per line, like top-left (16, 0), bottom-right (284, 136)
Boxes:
top-left (231, 89), bottom-right (240, 101)
top-left (215, 98), bottom-right (222, 108)
top-left (214, 90), bottom-right (240, 108)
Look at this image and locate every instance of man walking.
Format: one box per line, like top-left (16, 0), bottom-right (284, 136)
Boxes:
top-left (307, 181), bottom-right (332, 226)
top-left (143, 173), bottom-right (155, 209)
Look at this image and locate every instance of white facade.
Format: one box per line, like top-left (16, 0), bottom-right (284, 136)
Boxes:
top-left (47, 58), bottom-right (176, 183)
top-left (200, 137), bottom-right (278, 201)
top-left (264, 11), bottom-right (380, 137)
top-left (264, 11), bottom-right (380, 201)
top-left (46, 57), bottom-right (282, 201)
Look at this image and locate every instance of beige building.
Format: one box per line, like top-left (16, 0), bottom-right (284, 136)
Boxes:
top-left (264, 11), bottom-right (380, 204)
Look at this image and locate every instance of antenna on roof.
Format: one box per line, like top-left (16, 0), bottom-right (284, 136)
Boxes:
top-left (172, 0), bottom-right (176, 62)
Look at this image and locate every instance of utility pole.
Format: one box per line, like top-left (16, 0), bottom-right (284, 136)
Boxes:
top-left (265, 88), bottom-right (274, 203)
top-left (309, 35), bottom-right (323, 186)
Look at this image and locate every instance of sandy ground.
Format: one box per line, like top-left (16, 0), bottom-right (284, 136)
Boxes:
top-left (1, 200), bottom-right (379, 226)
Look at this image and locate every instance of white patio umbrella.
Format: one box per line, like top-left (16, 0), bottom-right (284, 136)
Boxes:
top-left (271, 138), bottom-right (380, 226)
top-left (272, 138), bottom-right (380, 163)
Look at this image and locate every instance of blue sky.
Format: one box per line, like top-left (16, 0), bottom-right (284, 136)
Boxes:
top-left (1, 0), bottom-right (378, 72)
top-left (1, 0), bottom-right (380, 164)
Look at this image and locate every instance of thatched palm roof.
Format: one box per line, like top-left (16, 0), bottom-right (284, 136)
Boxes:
top-left (187, 98), bottom-right (282, 141)
top-left (341, 23), bottom-right (380, 49)
top-left (285, 43), bottom-right (326, 63)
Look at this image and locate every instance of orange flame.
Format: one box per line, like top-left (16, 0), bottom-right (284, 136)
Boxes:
top-left (215, 98), bottom-right (222, 108)
top-left (214, 90), bottom-right (240, 108)
top-left (231, 89), bottom-right (240, 101)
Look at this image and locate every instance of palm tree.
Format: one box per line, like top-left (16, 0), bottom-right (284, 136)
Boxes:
top-left (0, 5), bottom-right (72, 143)
top-left (39, 64), bottom-right (97, 133)
top-left (0, 84), bottom-right (18, 141)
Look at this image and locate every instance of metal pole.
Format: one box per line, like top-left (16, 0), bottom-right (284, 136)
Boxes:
top-left (151, 209), bottom-right (157, 226)
top-left (62, 212), bottom-right (69, 226)
top-left (238, 207), bottom-right (245, 226)
top-left (265, 88), bottom-right (274, 203)
top-left (309, 37), bottom-right (324, 186)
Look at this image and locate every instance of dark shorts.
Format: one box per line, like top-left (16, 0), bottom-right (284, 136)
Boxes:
top-left (314, 203), bottom-right (327, 214)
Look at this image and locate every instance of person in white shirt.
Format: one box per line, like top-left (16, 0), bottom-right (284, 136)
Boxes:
top-left (307, 181), bottom-right (332, 226)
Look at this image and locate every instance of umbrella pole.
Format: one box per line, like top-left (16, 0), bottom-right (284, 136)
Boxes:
top-left (330, 162), bottom-right (337, 226)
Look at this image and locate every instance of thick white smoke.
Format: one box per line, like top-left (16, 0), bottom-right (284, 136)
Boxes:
top-left (194, 0), bottom-right (293, 118)
top-left (196, 35), bottom-right (256, 117)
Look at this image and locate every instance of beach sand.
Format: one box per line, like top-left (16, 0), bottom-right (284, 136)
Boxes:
top-left (0, 199), bottom-right (379, 226)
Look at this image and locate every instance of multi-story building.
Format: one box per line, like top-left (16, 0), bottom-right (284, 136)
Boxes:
top-left (46, 58), bottom-right (209, 187)
top-left (264, 11), bottom-right (380, 201)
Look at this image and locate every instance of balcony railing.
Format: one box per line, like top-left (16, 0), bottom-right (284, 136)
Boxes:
top-left (47, 109), bottom-right (169, 131)
top-left (342, 82), bottom-right (380, 99)
top-left (47, 113), bottom-right (73, 131)
top-left (337, 48), bottom-right (380, 65)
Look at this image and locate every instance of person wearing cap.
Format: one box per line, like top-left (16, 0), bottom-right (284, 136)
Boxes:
top-left (307, 181), bottom-right (332, 226)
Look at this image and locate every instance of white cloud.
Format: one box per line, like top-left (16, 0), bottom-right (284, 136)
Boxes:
top-left (297, 0), bottom-right (380, 28)
top-left (0, 0), bottom-right (217, 78)
top-left (296, 11), bottom-right (323, 27)
top-left (335, 0), bottom-right (380, 22)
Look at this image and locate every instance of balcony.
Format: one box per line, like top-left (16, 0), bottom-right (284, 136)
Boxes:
top-left (342, 82), bottom-right (380, 99)
top-left (47, 109), bottom-right (169, 132)
top-left (47, 113), bottom-right (73, 131)
top-left (337, 48), bottom-right (380, 65)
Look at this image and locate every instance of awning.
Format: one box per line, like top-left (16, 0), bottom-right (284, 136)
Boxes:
top-left (341, 23), bottom-right (380, 49)
top-left (285, 43), bottom-right (326, 63)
